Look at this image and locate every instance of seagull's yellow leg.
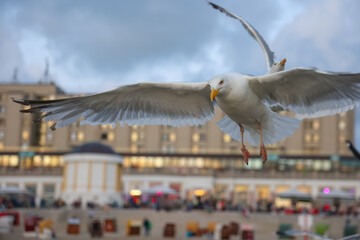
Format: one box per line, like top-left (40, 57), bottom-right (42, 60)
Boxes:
top-left (239, 124), bottom-right (251, 165)
top-left (258, 122), bottom-right (268, 164)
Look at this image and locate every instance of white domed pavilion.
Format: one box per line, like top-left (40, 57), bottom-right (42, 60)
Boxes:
top-left (61, 142), bottom-right (123, 208)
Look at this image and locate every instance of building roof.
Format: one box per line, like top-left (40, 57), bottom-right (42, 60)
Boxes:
top-left (73, 142), bottom-right (117, 155)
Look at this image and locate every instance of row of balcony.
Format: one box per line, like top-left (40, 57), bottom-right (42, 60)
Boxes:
top-left (124, 167), bottom-right (360, 179)
top-left (1, 166), bottom-right (360, 179)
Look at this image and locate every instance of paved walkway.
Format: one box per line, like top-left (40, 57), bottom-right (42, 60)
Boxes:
top-left (1, 209), bottom-right (359, 240)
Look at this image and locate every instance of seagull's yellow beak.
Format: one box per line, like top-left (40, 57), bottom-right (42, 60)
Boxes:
top-left (210, 89), bottom-right (220, 102)
top-left (280, 58), bottom-right (287, 65)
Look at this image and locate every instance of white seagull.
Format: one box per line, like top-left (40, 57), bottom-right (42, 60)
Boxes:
top-left (208, 1), bottom-right (286, 73)
top-left (12, 6), bottom-right (360, 165)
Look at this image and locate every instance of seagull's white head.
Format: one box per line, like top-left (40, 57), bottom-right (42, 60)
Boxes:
top-left (208, 75), bottom-right (231, 102)
top-left (269, 58), bottom-right (286, 73)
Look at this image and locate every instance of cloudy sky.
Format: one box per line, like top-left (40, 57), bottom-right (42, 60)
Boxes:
top-left (1, 0), bottom-right (360, 145)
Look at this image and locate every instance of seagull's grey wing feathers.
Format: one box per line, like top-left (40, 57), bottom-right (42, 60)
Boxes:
top-left (13, 82), bottom-right (214, 130)
top-left (248, 68), bottom-right (360, 119)
top-left (208, 1), bottom-right (274, 71)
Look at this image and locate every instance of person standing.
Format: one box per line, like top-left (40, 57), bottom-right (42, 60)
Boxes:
top-left (143, 217), bottom-right (152, 237)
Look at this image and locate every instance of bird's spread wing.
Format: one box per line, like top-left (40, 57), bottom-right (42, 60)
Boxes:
top-left (208, 1), bottom-right (274, 71)
top-left (13, 82), bottom-right (214, 130)
top-left (248, 68), bottom-right (360, 119)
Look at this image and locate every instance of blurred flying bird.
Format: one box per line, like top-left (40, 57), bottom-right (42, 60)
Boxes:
top-left (208, 1), bottom-right (286, 73)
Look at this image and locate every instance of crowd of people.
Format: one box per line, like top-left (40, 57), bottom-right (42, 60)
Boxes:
top-left (2, 194), bottom-right (360, 219)
top-left (121, 194), bottom-right (360, 218)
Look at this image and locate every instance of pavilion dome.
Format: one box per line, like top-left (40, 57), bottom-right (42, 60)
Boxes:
top-left (73, 142), bottom-right (117, 155)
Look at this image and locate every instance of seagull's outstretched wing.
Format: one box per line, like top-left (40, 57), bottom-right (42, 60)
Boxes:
top-left (208, 1), bottom-right (274, 71)
top-left (248, 68), bottom-right (360, 119)
top-left (13, 82), bottom-right (214, 130)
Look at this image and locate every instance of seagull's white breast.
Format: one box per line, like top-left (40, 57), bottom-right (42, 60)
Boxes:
top-left (216, 73), bottom-right (269, 125)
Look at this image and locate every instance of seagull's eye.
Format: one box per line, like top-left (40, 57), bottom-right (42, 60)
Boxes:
top-left (274, 63), bottom-right (277, 66)
top-left (219, 80), bottom-right (224, 85)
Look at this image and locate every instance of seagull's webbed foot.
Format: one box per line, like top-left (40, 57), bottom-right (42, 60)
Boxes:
top-left (241, 146), bottom-right (251, 165)
top-left (239, 123), bottom-right (251, 165)
top-left (260, 144), bottom-right (267, 164)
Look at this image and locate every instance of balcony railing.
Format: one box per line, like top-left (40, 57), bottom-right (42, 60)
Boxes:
top-left (0, 167), bottom-right (63, 176)
top-left (123, 167), bottom-right (360, 180)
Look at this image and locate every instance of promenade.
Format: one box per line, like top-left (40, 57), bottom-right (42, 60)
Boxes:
top-left (1, 208), bottom-right (359, 240)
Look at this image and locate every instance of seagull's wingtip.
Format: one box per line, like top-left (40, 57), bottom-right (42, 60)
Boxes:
top-left (11, 97), bottom-right (26, 104)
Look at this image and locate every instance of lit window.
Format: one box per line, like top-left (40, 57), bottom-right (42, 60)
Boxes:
top-left (313, 120), bottom-right (320, 130)
top-left (10, 156), bottom-right (18, 166)
top-left (34, 156), bottom-right (42, 167)
top-left (169, 133), bottom-right (176, 142)
top-left (51, 156), bottom-right (59, 167)
top-left (314, 160), bottom-right (322, 170)
top-left (313, 134), bottom-right (319, 143)
top-left (154, 157), bottom-right (163, 167)
top-left (305, 133), bottom-right (311, 143)
top-left (77, 131), bottom-right (84, 141)
top-left (43, 156), bottom-right (51, 166)
top-left (22, 130), bottom-right (29, 140)
top-left (339, 120), bottom-right (346, 130)
top-left (108, 132), bottom-right (115, 141)
top-left (192, 133), bottom-right (200, 142)
top-left (1, 155), bottom-right (9, 166)
top-left (323, 161), bottom-right (332, 171)
top-left (131, 132), bottom-right (138, 142)
top-left (195, 158), bottom-right (204, 168)
top-left (192, 145), bottom-right (199, 153)
top-left (223, 134), bottom-right (231, 143)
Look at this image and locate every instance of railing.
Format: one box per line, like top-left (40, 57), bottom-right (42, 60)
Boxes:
top-left (123, 167), bottom-right (360, 179)
top-left (2, 166), bottom-right (359, 179)
top-left (0, 167), bottom-right (63, 176)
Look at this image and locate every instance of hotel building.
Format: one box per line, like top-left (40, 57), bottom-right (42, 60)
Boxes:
top-left (0, 81), bottom-right (359, 208)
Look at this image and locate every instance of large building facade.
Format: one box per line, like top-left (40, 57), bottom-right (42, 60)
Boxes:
top-left (0, 82), bottom-right (359, 208)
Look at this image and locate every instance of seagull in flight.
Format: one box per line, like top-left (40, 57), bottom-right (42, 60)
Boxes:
top-left (208, 1), bottom-right (286, 73)
top-left (12, 4), bottom-right (360, 165)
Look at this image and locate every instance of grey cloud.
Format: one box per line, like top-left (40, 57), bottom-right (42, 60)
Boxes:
top-left (273, 0), bottom-right (360, 72)
top-left (0, 0), bottom-right (282, 92)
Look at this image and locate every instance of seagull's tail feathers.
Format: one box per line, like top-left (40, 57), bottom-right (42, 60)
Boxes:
top-left (254, 112), bottom-right (301, 146)
top-left (217, 112), bottom-right (300, 146)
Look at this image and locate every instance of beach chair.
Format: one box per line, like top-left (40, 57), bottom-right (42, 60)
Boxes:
top-left (163, 222), bottom-right (176, 237)
top-left (344, 225), bottom-right (357, 237)
top-left (314, 223), bottom-right (329, 236)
